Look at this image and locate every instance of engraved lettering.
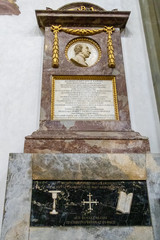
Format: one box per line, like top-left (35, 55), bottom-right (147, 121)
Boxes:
top-left (77, 6), bottom-right (86, 11)
top-left (54, 79), bottom-right (116, 120)
top-left (90, 7), bottom-right (96, 11)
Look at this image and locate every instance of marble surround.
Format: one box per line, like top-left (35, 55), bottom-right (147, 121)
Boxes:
top-left (146, 154), bottom-right (160, 240)
top-left (1, 153), bottom-right (160, 239)
top-left (1, 154), bottom-right (32, 240)
top-left (32, 153), bottom-right (147, 180)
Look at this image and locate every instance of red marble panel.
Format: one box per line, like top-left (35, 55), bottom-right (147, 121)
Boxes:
top-left (40, 27), bottom-right (131, 132)
top-left (24, 130), bottom-right (150, 153)
top-left (24, 138), bottom-right (150, 154)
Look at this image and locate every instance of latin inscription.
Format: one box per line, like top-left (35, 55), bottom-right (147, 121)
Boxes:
top-left (53, 79), bottom-right (116, 120)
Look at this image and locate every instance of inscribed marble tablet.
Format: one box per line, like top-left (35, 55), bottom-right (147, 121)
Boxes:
top-left (52, 77), bottom-right (118, 120)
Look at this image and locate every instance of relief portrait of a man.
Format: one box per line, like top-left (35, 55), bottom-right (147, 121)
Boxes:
top-left (70, 43), bottom-right (91, 67)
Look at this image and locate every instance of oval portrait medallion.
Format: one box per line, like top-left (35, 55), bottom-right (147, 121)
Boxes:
top-left (65, 38), bottom-right (101, 67)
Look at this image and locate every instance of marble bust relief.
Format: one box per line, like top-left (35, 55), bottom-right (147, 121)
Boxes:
top-left (70, 43), bottom-right (91, 67)
top-left (66, 38), bottom-right (101, 67)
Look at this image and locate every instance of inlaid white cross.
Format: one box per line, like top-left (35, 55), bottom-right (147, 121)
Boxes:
top-left (82, 193), bottom-right (99, 212)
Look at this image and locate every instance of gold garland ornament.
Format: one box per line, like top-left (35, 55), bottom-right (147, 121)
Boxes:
top-left (104, 26), bottom-right (115, 68)
top-left (61, 27), bottom-right (104, 36)
top-left (51, 25), bottom-right (115, 68)
top-left (51, 25), bottom-right (62, 68)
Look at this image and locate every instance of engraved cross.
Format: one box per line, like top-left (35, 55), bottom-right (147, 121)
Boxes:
top-left (82, 193), bottom-right (99, 212)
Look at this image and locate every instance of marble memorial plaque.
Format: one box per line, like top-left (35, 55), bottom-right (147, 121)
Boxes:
top-left (30, 180), bottom-right (151, 227)
top-left (51, 76), bottom-right (118, 120)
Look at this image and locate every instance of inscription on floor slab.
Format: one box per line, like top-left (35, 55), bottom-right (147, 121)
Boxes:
top-left (30, 181), bottom-right (151, 227)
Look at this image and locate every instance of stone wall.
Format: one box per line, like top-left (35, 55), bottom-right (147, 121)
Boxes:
top-left (139, 0), bottom-right (160, 118)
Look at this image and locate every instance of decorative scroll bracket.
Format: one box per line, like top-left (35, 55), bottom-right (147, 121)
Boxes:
top-left (51, 25), bottom-right (115, 68)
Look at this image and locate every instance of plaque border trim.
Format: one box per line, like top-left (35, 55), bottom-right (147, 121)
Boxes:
top-left (65, 37), bottom-right (102, 67)
top-left (51, 76), bottom-right (119, 120)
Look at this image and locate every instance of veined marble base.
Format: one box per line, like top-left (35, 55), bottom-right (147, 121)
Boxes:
top-left (1, 153), bottom-right (160, 240)
top-left (24, 130), bottom-right (150, 153)
top-left (30, 227), bottom-right (153, 240)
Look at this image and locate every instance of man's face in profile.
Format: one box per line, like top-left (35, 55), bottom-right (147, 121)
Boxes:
top-left (82, 45), bottom-right (91, 58)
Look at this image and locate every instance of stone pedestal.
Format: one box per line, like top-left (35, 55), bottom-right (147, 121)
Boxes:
top-left (1, 153), bottom-right (160, 240)
top-left (24, 130), bottom-right (150, 153)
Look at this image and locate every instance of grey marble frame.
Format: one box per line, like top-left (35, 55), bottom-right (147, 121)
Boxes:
top-left (1, 154), bottom-right (32, 240)
top-left (1, 153), bottom-right (159, 240)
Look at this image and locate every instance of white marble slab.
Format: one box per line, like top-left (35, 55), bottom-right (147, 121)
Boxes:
top-left (54, 79), bottom-right (116, 120)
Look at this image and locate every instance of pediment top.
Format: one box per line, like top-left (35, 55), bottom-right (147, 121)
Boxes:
top-left (47, 2), bottom-right (105, 12)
